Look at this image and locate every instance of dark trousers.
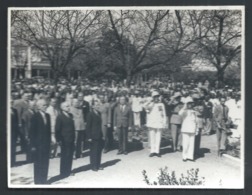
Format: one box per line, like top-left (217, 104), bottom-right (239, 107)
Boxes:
top-left (17, 127), bottom-right (27, 152)
top-left (118, 126), bottom-right (128, 152)
top-left (171, 124), bottom-right (182, 151)
top-left (75, 131), bottom-right (85, 158)
top-left (90, 139), bottom-right (104, 170)
top-left (102, 126), bottom-right (109, 151)
top-left (11, 134), bottom-right (17, 167)
top-left (194, 128), bottom-right (202, 155)
top-left (82, 130), bottom-right (88, 150)
top-left (60, 141), bottom-right (74, 177)
top-left (34, 146), bottom-right (50, 184)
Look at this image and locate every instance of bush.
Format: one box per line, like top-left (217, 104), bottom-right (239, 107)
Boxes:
top-left (142, 167), bottom-right (205, 186)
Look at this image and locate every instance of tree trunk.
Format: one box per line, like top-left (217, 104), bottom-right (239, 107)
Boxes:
top-left (217, 68), bottom-right (225, 84)
top-left (126, 71), bottom-right (132, 87)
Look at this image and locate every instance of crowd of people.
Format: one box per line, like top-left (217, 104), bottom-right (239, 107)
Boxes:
top-left (10, 77), bottom-right (242, 184)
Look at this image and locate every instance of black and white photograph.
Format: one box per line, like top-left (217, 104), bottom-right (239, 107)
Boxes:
top-left (7, 6), bottom-right (245, 188)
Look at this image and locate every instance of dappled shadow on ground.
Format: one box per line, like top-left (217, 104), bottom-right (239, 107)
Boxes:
top-left (160, 147), bottom-right (174, 155)
top-left (128, 141), bottom-right (144, 153)
top-left (12, 160), bottom-right (28, 167)
top-left (195, 148), bottom-right (211, 160)
top-left (101, 159), bottom-right (121, 169)
top-left (47, 159), bottom-right (121, 184)
top-left (11, 176), bottom-right (33, 185)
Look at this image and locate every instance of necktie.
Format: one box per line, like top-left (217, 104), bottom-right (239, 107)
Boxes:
top-left (222, 106), bottom-right (226, 120)
top-left (121, 105), bottom-right (124, 112)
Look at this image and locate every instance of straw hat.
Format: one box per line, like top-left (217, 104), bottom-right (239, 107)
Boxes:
top-left (151, 91), bottom-right (160, 97)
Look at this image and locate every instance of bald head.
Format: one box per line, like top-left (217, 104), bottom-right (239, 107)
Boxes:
top-left (61, 101), bottom-right (70, 113)
top-left (36, 99), bottom-right (48, 112)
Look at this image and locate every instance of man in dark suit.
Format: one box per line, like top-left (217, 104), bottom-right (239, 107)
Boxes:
top-left (30, 99), bottom-right (51, 184)
top-left (86, 99), bottom-right (104, 172)
top-left (113, 96), bottom-right (133, 155)
top-left (213, 97), bottom-right (230, 156)
top-left (22, 100), bottom-right (36, 163)
top-left (13, 92), bottom-right (30, 153)
top-left (55, 102), bottom-right (75, 178)
top-left (11, 100), bottom-right (19, 167)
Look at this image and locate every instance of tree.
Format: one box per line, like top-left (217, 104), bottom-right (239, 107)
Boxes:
top-left (106, 10), bottom-right (207, 85)
top-left (11, 10), bottom-right (103, 81)
top-left (191, 10), bottom-right (242, 82)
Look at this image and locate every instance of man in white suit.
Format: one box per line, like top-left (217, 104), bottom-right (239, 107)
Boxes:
top-left (145, 91), bottom-right (167, 157)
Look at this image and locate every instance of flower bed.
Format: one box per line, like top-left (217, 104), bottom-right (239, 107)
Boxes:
top-left (226, 136), bottom-right (240, 159)
top-left (142, 167), bottom-right (205, 186)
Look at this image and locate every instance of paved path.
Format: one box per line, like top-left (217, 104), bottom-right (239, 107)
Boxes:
top-left (10, 133), bottom-right (243, 188)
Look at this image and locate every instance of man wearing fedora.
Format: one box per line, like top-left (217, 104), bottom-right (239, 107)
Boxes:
top-left (145, 91), bottom-right (167, 157)
top-left (168, 91), bottom-right (184, 152)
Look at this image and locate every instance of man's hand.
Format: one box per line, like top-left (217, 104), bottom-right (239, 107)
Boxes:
top-left (88, 139), bottom-right (92, 142)
top-left (128, 127), bottom-right (132, 131)
top-left (31, 147), bottom-right (36, 152)
top-left (51, 136), bottom-right (56, 144)
top-left (107, 124), bottom-right (111, 128)
top-left (114, 126), bottom-right (117, 131)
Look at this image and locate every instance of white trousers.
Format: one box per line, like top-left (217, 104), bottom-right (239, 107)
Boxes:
top-left (133, 112), bottom-right (141, 127)
top-left (182, 133), bottom-right (195, 160)
top-left (149, 128), bottom-right (162, 154)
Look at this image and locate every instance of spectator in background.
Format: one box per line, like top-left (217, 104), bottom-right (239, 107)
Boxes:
top-left (213, 97), bottom-right (230, 157)
top-left (113, 96), bottom-right (133, 155)
top-left (70, 99), bottom-right (86, 159)
top-left (203, 95), bottom-right (213, 135)
top-left (168, 92), bottom-right (184, 152)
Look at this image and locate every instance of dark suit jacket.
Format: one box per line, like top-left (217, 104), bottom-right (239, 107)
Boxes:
top-left (22, 109), bottom-right (35, 138)
top-left (11, 108), bottom-right (19, 139)
top-left (86, 110), bottom-right (103, 140)
top-left (30, 112), bottom-right (51, 150)
top-left (55, 112), bottom-right (75, 144)
top-left (81, 100), bottom-right (90, 122)
top-left (113, 104), bottom-right (133, 128)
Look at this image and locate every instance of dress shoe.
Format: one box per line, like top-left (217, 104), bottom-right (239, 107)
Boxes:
top-left (124, 151), bottom-right (128, 155)
top-left (156, 153), bottom-right (161, 157)
top-left (98, 167), bottom-right (104, 170)
top-left (92, 168), bottom-right (98, 172)
top-left (187, 159), bottom-right (195, 162)
top-left (182, 159), bottom-right (187, 162)
top-left (149, 153), bottom-right (155, 157)
top-left (117, 151), bottom-right (123, 155)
